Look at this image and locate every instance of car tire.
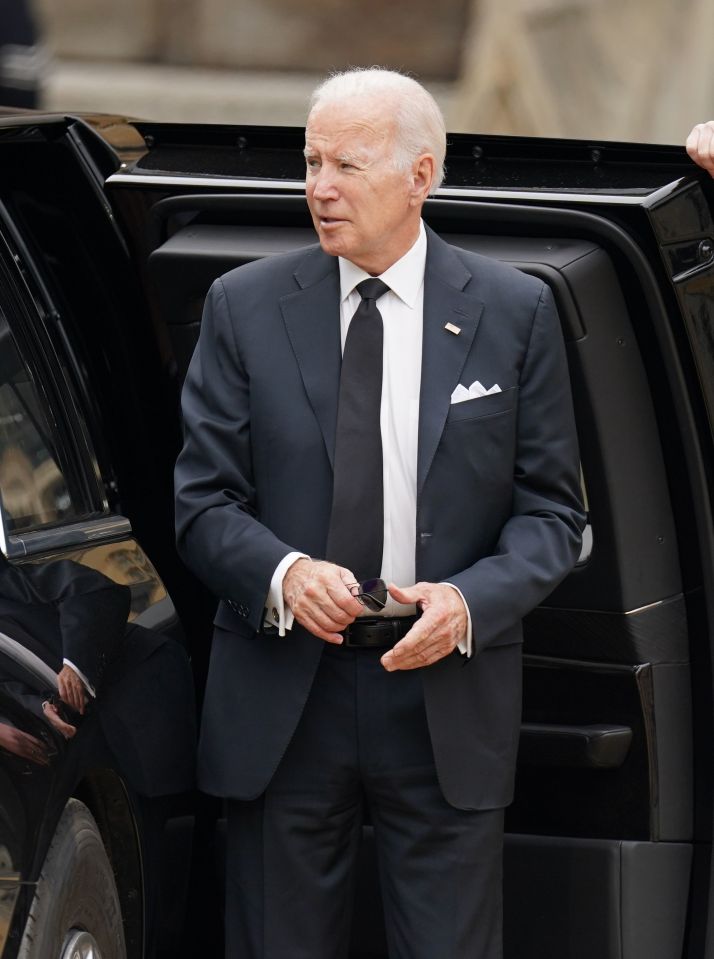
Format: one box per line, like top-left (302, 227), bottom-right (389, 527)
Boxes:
top-left (18, 798), bottom-right (127, 959)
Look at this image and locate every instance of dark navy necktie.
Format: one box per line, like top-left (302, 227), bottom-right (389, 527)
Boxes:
top-left (325, 278), bottom-right (389, 581)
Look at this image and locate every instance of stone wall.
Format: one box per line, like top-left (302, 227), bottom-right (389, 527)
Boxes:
top-left (35, 0), bottom-right (471, 80)
top-left (36, 0), bottom-right (159, 60)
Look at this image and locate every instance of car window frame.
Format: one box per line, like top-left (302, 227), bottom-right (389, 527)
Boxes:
top-left (0, 225), bottom-right (107, 547)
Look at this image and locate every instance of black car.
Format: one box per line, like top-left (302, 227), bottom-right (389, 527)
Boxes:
top-left (0, 112), bottom-right (711, 959)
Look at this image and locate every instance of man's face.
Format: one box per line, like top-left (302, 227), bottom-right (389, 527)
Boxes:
top-left (304, 98), bottom-right (425, 275)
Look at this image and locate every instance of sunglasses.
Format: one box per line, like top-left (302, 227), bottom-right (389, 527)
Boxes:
top-left (348, 577), bottom-right (388, 612)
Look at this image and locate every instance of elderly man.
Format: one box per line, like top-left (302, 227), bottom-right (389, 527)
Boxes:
top-left (175, 68), bottom-right (585, 959)
top-left (687, 121), bottom-right (714, 177)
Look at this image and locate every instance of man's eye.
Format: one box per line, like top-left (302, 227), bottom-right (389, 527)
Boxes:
top-left (306, 158), bottom-right (320, 170)
top-left (340, 162), bottom-right (355, 171)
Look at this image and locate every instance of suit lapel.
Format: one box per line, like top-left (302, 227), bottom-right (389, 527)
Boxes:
top-left (280, 247), bottom-right (342, 469)
top-left (279, 233), bottom-right (484, 486)
top-left (417, 229), bottom-right (485, 495)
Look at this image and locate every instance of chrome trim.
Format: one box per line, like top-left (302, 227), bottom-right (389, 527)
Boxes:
top-left (435, 186), bottom-right (655, 206)
top-left (6, 515), bottom-right (132, 559)
top-left (0, 630), bottom-right (58, 690)
top-left (106, 173), bottom-right (306, 192)
top-left (640, 177), bottom-right (696, 210)
top-left (61, 929), bottom-right (103, 959)
top-left (537, 593), bottom-right (681, 617)
top-left (624, 598), bottom-right (666, 616)
top-left (106, 171), bottom-right (671, 206)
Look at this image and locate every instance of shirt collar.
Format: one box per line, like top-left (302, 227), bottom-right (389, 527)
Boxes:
top-left (338, 220), bottom-right (427, 309)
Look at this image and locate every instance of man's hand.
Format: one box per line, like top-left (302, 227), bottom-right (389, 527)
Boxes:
top-left (57, 665), bottom-right (88, 715)
top-left (686, 121), bottom-right (714, 177)
top-left (283, 558), bottom-right (364, 643)
top-left (381, 582), bottom-right (467, 671)
top-left (0, 723), bottom-right (50, 763)
top-left (42, 701), bottom-right (77, 740)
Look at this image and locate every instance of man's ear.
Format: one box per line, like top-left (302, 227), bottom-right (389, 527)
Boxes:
top-left (409, 154), bottom-right (436, 203)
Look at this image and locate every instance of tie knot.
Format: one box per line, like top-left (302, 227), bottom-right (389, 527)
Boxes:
top-left (356, 278), bottom-right (389, 303)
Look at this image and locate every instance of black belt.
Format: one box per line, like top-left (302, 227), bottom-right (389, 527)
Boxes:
top-left (342, 615), bottom-right (417, 649)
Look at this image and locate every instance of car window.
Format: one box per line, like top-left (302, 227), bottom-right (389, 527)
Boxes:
top-left (0, 307), bottom-right (75, 533)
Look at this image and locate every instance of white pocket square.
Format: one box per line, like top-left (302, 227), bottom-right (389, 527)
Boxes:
top-left (450, 380), bottom-right (501, 404)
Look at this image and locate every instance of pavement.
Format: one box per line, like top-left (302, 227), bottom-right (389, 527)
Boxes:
top-left (42, 59), bottom-right (456, 127)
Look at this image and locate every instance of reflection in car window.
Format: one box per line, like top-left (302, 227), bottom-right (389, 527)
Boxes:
top-left (0, 308), bottom-right (73, 532)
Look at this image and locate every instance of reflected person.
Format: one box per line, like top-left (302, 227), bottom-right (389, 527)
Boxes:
top-left (0, 552), bottom-right (195, 791)
top-left (0, 555), bottom-right (130, 734)
top-left (0, 552), bottom-right (196, 958)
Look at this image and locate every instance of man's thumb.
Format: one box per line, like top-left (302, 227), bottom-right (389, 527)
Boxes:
top-left (388, 582), bottom-right (418, 605)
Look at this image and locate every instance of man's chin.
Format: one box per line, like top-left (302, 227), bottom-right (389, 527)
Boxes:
top-left (317, 234), bottom-right (347, 259)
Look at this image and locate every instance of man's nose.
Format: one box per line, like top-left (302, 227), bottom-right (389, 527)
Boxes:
top-left (311, 167), bottom-right (338, 200)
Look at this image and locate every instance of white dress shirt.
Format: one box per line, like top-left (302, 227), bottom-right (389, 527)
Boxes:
top-left (266, 222), bottom-right (472, 654)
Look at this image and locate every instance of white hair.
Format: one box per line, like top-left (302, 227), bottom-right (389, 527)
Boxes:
top-left (308, 67), bottom-right (446, 192)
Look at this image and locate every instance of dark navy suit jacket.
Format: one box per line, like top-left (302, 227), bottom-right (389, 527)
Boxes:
top-left (175, 226), bottom-right (586, 810)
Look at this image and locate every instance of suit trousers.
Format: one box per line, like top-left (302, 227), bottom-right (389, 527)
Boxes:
top-left (225, 642), bottom-right (504, 959)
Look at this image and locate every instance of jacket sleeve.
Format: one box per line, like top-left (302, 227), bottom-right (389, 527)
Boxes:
top-left (174, 278), bottom-right (295, 631)
top-left (447, 284), bottom-right (586, 650)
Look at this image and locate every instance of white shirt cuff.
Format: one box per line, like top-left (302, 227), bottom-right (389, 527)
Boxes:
top-left (265, 552), bottom-right (310, 636)
top-left (441, 583), bottom-right (473, 657)
top-left (62, 659), bottom-right (97, 698)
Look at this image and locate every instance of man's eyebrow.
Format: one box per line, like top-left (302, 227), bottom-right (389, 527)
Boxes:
top-left (335, 151), bottom-right (367, 166)
top-left (302, 145), bottom-right (370, 166)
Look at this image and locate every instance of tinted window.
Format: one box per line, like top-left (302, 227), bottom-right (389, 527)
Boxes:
top-left (0, 309), bottom-right (74, 532)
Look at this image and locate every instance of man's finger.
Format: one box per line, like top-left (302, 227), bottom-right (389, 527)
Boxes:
top-left (388, 582), bottom-right (421, 606)
top-left (295, 596), bottom-right (352, 631)
top-left (291, 589), bottom-right (358, 640)
top-left (293, 610), bottom-right (345, 644)
top-left (687, 121), bottom-right (714, 175)
top-left (59, 676), bottom-right (83, 713)
top-left (326, 580), bottom-right (364, 616)
top-left (382, 638), bottom-right (448, 671)
top-left (382, 621), bottom-right (450, 670)
top-left (43, 702), bottom-right (77, 739)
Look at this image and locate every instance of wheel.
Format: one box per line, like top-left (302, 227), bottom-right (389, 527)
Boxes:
top-left (18, 798), bottom-right (127, 959)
